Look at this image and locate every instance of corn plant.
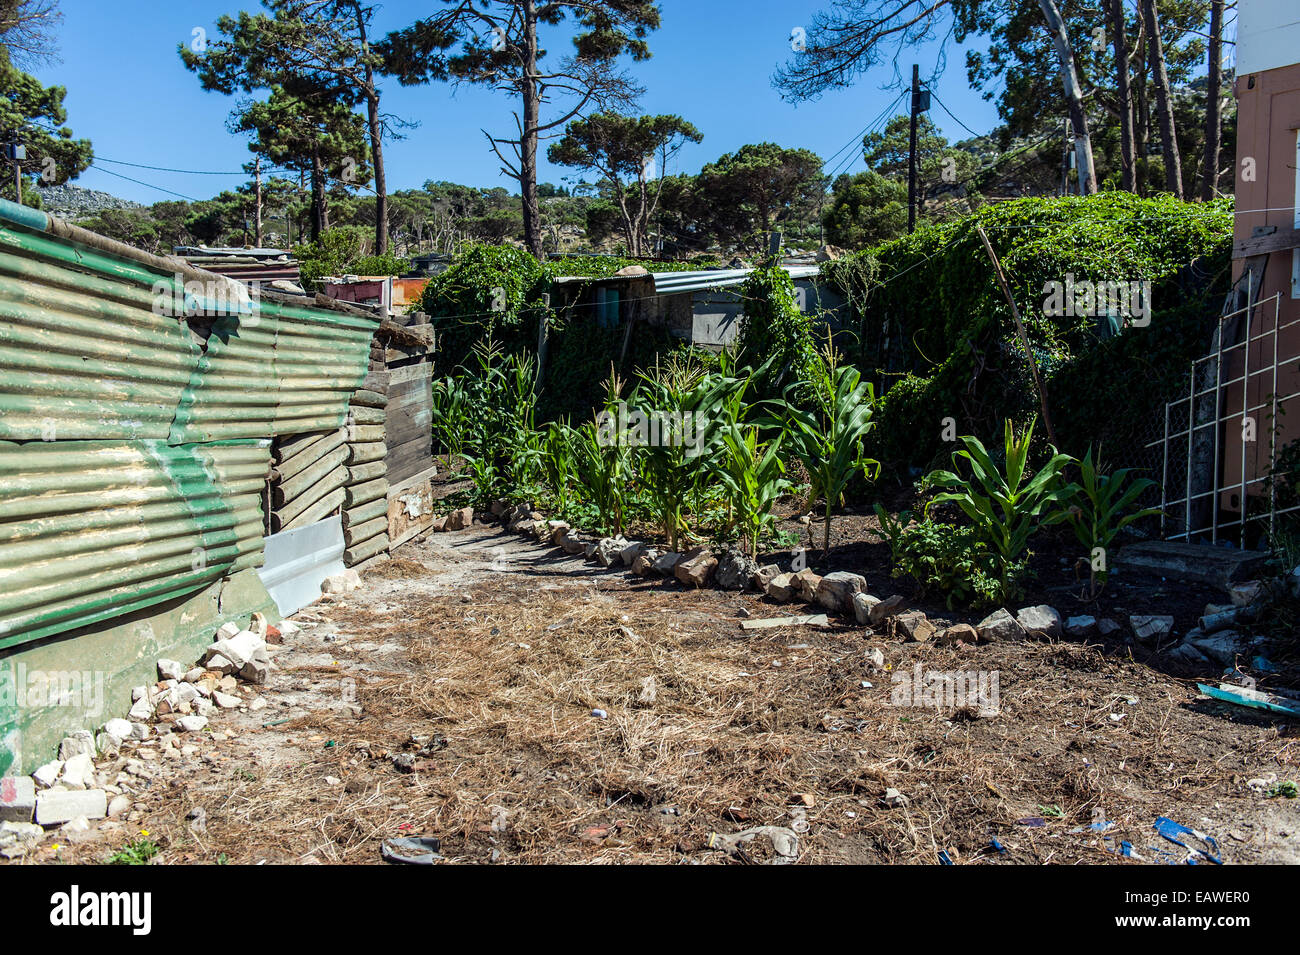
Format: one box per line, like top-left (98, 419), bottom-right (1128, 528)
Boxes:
top-left (922, 417), bottom-right (1076, 602)
top-left (540, 420), bottom-right (577, 512)
top-left (1065, 447), bottom-right (1160, 600)
top-left (429, 375), bottom-right (472, 459)
top-left (776, 357), bottom-right (880, 558)
top-left (629, 354), bottom-right (737, 551)
top-left (716, 422), bottom-right (792, 559)
top-left (570, 369), bottom-right (632, 536)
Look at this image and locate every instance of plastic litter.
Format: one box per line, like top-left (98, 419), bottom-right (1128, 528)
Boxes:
top-left (1153, 816), bottom-right (1221, 865)
top-left (1198, 682), bottom-right (1300, 716)
top-left (707, 826), bottom-right (799, 865)
top-left (381, 836), bottom-right (443, 865)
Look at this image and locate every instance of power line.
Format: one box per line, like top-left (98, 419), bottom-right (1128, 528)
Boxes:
top-left (822, 89), bottom-right (908, 178)
top-left (929, 89), bottom-right (987, 142)
top-left (88, 163), bottom-right (201, 202)
top-left (95, 156), bottom-right (295, 177)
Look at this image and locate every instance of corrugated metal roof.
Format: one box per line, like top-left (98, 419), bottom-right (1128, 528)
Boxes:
top-left (0, 198), bottom-right (383, 649)
top-left (550, 264), bottom-right (824, 295)
top-left (651, 265), bottom-right (821, 296)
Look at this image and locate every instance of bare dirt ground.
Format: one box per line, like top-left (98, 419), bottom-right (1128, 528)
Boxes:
top-left (40, 522), bottom-right (1300, 865)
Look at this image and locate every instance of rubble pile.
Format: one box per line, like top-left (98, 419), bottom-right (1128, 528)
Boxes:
top-left (0, 613), bottom-right (297, 859)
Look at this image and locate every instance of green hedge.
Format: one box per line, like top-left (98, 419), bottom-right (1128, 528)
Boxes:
top-left (821, 193), bottom-right (1233, 471)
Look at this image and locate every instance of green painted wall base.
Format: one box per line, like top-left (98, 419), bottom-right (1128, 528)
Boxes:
top-left (0, 569), bottom-right (278, 777)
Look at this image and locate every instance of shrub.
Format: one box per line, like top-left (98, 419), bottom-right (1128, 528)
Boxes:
top-left (419, 244), bottom-right (550, 365)
top-left (922, 417), bottom-right (1075, 603)
top-left (873, 507), bottom-right (1005, 609)
top-left (737, 264), bottom-right (823, 400)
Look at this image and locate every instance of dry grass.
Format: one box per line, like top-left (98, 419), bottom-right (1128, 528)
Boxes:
top-left (232, 584), bottom-right (1284, 865)
top-left (365, 557), bottom-right (434, 580)
top-left (88, 580), bottom-right (1292, 866)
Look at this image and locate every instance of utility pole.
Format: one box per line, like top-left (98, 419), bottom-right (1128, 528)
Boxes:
top-left (908, 64), bottom-right (919, 233)
top-left (5, 140), bottom-right (25, 205)
top-left (254, 156), bottom-right (264, 247)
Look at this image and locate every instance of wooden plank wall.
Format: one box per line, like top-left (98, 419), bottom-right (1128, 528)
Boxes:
top-left (342, 371), bottom-right (391, 570)
top-left (381, 316), bottom-right (435, 487)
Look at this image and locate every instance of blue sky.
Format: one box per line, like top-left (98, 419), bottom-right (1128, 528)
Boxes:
top-left (34, 0), bottom-right (1007, 204)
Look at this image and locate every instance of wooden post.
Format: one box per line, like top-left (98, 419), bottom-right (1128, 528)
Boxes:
top-left (535, 292), bottom-right (550, 394)
top-left (907, 64), bottom-right (919, 233)
top-left (974, 224), bottom-right (1059, 447)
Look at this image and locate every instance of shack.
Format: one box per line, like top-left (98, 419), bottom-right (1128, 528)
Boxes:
top-left (0, 199), bottom-right (383, 773)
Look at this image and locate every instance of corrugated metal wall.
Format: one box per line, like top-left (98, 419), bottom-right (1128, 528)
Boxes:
top-left (0, 200), bottom-right (381, 650)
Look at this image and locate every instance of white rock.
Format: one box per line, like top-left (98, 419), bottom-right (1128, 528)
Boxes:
top-left (1186, 629), bottom-right (1245, 666)
top-left (321, 570), bottom-right (361, 595)
top-left (35, 789), bottom-right (107, 825)
top-left (156, 658), bottom-right (185, 681)
top-left (976, 608), bottom-right (1025, 641)
top-left (1130, 615), bottom-right (1174, 644)
top-left (107, 795), bottom-right (131, 818)
top-left (130, 723), bottom-right (150, 741)
top-left (102, 718), bottom-right (132, 743)
top-left (60, 753), bottom-right (95, 790)
top-left (175, 715), bottom-right (208, 733)
top-left (1016, 605), bottom-right (1062, 639)
top-left (128, 697), bottom-right (154, 721)
top-left (206, 630), bottom-right (264, 669)
top-left (852, 592), bottom-right (881, 626)
top-left (1064, 615), bottom-right (1098, 638)
top-left (0, 820), bottom-right (44, 843)
top-left (1097, 618), bottom-right (1124, 637)
top-left (816, 572), bottom-right (868, 611)
top-left (212, 691), bottom-right (241, 709)
top-left (216, 621), bottom-right (241, 640)
top-left (57, 731), bottom-right (95, 761)
top-left (1228, 581), bottom-right (1263, 607)
top-left (32, 761), bottom-right (62, 789)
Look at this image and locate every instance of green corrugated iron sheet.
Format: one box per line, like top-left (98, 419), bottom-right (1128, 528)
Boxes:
top-left (0, 440), bottom-right (269, 649)
top-left (169, 298), bottom-right (377, 443)
top-left (0, 218), bottom-right (202, 441)
top-left (0, 198), bottom-right (382, 650)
